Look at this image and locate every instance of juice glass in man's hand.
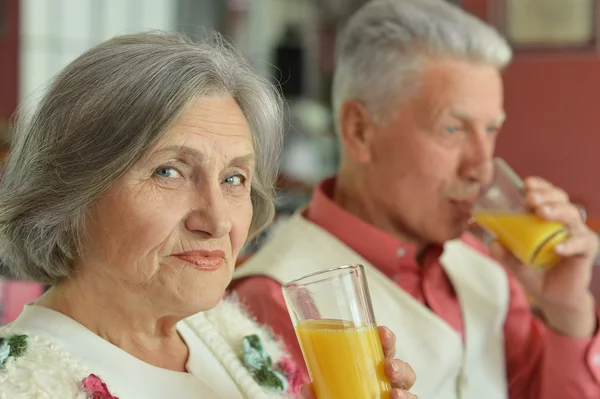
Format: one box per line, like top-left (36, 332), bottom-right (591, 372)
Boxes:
top-left (473, 158), bottom-right (568, 268)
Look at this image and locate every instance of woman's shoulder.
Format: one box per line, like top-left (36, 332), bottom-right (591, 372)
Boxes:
top-left (185, 296), bottom-right (288, 366)
top-left (0, 326), bottom-right (114, 398)
top-left (183, 297), bottom-right (303, 397)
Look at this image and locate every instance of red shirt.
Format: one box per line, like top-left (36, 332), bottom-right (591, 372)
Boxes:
top-left (229, 177), bottom-right (600, 398)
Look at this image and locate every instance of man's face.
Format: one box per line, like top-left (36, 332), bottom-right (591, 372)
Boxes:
top-left (362, 58), bottom-right (505, 245)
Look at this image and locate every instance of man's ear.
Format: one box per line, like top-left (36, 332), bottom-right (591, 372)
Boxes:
top-left (338, 99), bottom-right (377, 164)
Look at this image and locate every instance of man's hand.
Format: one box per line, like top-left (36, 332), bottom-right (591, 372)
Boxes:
top-left (490, 177), bottom-right (598, 337)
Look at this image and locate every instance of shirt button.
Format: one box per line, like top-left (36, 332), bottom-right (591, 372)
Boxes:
top-left (592, 354), bottom-right (600, 367)
top-left (396, 248), bottom-right (406, 257)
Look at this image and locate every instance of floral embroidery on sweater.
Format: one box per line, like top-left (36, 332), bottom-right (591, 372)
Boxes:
top-left (0, 334), bottom-right (28, 367)
top-left (81, 374), bottom-right (120, 399)
top-left (276, 357), bottom-right (303, 394)
top-left (239, 334), bottom-right (303, 394)
top-left (242, 334), bottom-right (289, 391)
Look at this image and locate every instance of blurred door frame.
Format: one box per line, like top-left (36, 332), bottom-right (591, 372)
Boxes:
top-left (0, 0), bottom-right (18, 126)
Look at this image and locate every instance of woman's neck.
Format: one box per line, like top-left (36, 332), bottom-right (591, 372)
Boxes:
top-left (37, 277), bottom-right (190, 372)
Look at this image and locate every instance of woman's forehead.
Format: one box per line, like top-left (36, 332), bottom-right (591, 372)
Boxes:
top-left (147, 96), bottom-right (253, 155)
top-left (176, 95), bottom-right (249, 129)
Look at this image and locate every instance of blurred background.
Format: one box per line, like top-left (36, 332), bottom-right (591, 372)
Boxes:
top-left (0, 0), bottom-right (599, 323)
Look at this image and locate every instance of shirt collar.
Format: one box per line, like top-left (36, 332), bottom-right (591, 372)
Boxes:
top-left (305, 177), bottom-right (444, 276)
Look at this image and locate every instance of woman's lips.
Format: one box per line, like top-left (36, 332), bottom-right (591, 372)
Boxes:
top-left (172, 250), bottom-right (225, 270)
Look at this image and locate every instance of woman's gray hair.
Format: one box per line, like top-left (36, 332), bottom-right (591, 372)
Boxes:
top-left (0, 31), bottom-right (283, 284)
top-left (332, 0), bottom-right (513, 131)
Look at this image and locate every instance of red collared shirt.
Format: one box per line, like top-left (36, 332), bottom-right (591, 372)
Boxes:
top-left (229, 177), bottom-right (600, 398)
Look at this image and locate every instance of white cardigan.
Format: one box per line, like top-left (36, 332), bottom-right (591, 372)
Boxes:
top-left (0, 299), bottom-right (295, 399)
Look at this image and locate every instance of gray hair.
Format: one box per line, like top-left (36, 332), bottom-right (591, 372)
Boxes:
top-left (0, 32), bottom-right (283, 285)
top-left (332, 0), bottom-right (513, 131)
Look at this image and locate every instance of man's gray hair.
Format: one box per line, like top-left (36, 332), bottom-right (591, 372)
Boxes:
top-left (0, 32), bottom-right (283, 285)
top-left (332, 0), bottom-right (513, 131)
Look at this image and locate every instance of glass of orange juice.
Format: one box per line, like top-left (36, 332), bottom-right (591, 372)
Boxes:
top-left (473, 157), bottom-right (569, 268)
top-left (282, 264), bottom-right (391, 399)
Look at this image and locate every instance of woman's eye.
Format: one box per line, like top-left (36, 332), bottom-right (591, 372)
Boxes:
top-left (154, 167), bottom-right (181, 179)
top-left (224, 174), bottom-right (245, 185)
top-left (444, 126), bottom-right (459, 134)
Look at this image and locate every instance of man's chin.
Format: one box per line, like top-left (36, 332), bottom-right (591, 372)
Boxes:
top-left (436, 222), bottom-right (469, 243)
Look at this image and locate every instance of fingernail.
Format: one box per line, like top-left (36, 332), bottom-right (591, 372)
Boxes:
top-left (391, 361), bottom-right (401, 373)
top-left (391, 389), bottom-right (402, 399)
top-left (382, 326), bottom-right (393, 338)
top-left (555, 243), bottom-right (566, 253)
top-left (300, 385), bottom-right (310, 397)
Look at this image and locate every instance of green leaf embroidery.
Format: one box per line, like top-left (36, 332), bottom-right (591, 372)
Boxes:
top-left (0, 334), bottom-right (28, 367)
top-left (241, 334), bottom-right (288, 392)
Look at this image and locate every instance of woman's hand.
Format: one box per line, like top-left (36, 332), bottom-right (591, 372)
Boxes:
top-left (300, 326), bottom-right (417, 398)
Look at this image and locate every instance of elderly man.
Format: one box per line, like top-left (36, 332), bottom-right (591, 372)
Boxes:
top-left (230, 0), bottom-right (600, 398)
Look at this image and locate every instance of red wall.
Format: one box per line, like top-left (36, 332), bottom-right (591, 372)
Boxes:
top-left (499, 57), bottom-right (600, 220)
top-left (461, 0), bottom-right (489, 21)
top-left (0, 0), bottom-right (19, 121)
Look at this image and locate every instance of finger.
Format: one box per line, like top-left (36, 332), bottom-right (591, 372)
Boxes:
top-left (300, 383), bottom-right (315, 399)
top-left (385, 359), bottom-right (417, 390)
top-left (536, 203), bottom-right (586, 231)
top-left (524, 176), bottom-right (560, 193)
top-left (555, 232), bottom-right (599, 258)
top-left (391, 389), bottom-right (418, 399)
top-left (526, 186), bottom-right (569, 209)
top-left (378, 326), bottom-right (396, 359)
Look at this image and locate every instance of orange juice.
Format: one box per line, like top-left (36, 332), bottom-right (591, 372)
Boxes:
top-left (295, 319), bottom-right (391, 399)
top-left (473, 211), bottom-right (568, 268)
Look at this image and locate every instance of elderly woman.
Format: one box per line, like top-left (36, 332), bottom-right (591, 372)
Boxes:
top-left (0, 32), bottom-right (417, 398)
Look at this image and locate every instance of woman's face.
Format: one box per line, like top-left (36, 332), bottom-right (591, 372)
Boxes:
top-left (80, 95), bottom-right (255, 315)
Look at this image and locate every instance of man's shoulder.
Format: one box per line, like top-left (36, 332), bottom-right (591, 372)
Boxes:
top-left (233, 213), bottom-right (341, 278)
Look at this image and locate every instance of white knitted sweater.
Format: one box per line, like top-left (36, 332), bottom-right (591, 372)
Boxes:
top-left (0, 298), bottom-right (297, 398)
